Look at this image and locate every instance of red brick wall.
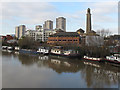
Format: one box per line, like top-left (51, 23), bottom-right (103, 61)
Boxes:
top-left (47, 36), bottom-right (80, 45)
top-left (2, 35), bottom-right (13, 41)
top-left (6, 35), bottom-right (13, 40)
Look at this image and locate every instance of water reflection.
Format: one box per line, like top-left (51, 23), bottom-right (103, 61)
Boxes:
top-left (2, 51), bottom-right (120, 88)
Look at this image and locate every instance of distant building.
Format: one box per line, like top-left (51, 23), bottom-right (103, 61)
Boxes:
top-left (15, 25), bottom-right (26, 39)
top-left (35, 25), bottom-right (42, 31)
top-left (109, 35), bottom-right (120, 46)
top-left (109, 35), bottom-right (120, 40)
top-left (44, 20), bottom-right (53, 29)
top-left (47, 32), bottom-right (81, 45)
top-left (56, 17), bottom-right (66, 32)
top-left (25, 30), bottom-right (36, 40)
top-left (2, 35), bottom-right (13, 41)
top-left (42, 29), bottom-right (56, 42)
top-left (15, 26), bottom-right (19, 39)
top-left (25, 29), bottom-right (56, 42)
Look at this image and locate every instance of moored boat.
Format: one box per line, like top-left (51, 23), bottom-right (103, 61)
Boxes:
top-left (83, 56), bottom-right (102, 62)
top-left (50, 46), bottom-right (63, 55)
top-left (63, 50), bottom-right (81, 58)
top-left (7, 46), bottom-right (14, 50)
top-left (2, 46), bottom-right (8, 49)
top-left (19, 49), bottom-right (38, 54)
top-left (104, 54), bottom-right (120, 64)
top-left (37, 47), bottom-right (50, 55)
top-left (50, 46), bottom-right (81, 58)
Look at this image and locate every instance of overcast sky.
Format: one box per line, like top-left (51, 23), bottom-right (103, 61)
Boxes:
top-left (0, 0), bottom-right (119, 35)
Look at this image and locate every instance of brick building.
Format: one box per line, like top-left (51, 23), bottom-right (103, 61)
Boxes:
top-left (47, 32), bottom-right (81, 45)
top-left (2, 35), bottom-right (13, 41)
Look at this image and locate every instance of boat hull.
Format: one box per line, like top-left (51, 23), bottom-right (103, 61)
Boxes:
top-left (38, 52), bottom-right (49, 55)
top-left (103, 58), bottom-right (120, 64)
top-left (19, 50), bottom-right (38, 54)
top-left (50, 53), bottom-right (82, 58)
top-left (2, 46), bottom-right (8, 49)
top-left (7, 47), bottom-right (14, 50)
top-left (83, 56), bottom-right (102, 62)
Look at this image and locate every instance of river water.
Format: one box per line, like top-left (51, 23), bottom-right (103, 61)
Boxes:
top-left (1, 50), bottom-right (120, 88)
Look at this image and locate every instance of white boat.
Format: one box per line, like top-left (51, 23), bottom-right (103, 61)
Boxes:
top-left (37, 47), bottom-right (50, 55)
top-left (50, 46), bottom-right (63, 55)
top-left (7, 46), bottom-right (14, 50)
top-left (63, 50), bottom-right (80, 58)
top-left (15, 47), bottom-right (20, 51)
top-left (83, 56), bottom-right (102, 61)
top-left (2, 46), bottom-right (8, 49)
top-left (105, 54), bottom-right (120, 64)
top-left (63, 50), bottom-right (73, 55)
top-left (50, 46), bottom-right (81, 58)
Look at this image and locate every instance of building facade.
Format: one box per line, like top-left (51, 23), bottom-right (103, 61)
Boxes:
top-left (56, 17), bottom-right (66, 32)
top-left (35, 25), bottom-right (42, 31)
top-left (25, 30), bottom-right (36, 40)
top-left (15, 25), bottom-right (26, 39)
top-left (47, 32), bottom-right (81, 45)
top-left (42, 29), bottom-right (56, 42)
top-left (15, 26), bottom-right (19, 39)
top-left (25, 29), bottom-right (56, 42)
top-left (2, 35), bottom-right (13, 41)
top-left (44, 20), bottom-right (53, 29)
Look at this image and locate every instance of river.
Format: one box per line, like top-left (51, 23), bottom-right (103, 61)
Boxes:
top-left (1, 50), bottom-right (120, 88)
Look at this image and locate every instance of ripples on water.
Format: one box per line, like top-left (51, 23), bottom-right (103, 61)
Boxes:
top-left (1, 50), bottom-right (120, 88)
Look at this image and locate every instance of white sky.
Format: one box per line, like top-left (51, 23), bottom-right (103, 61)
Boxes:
top-left (0, 0), bottom-right (119, 35)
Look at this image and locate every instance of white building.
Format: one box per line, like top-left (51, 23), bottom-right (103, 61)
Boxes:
top-left (42, 29), bottom-right (56, 42)
top-left (25, 30), bottom-right (36, 40)
top-left (25, 28), bottom-right (56, 42)
top-left (15, 25), bottom-right (26, 39)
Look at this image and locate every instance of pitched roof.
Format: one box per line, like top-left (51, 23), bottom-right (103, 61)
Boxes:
top-left (77, 28), bottom-right (85, 33)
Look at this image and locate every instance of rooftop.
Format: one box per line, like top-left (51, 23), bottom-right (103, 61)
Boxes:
top-left (77, 28), bottom-right (85, 33)
top-left (50, 32), bottom-right (80, 37)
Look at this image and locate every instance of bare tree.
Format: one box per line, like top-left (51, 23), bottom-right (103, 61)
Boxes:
top-left (18, 36), bottom-right (35, 49)
top-left (97, 29), bottom-right (111, 37)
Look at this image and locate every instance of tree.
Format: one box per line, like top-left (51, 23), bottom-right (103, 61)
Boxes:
top-left (18, 36), bottom-right (35, 49)
top-left (97, 29), bottom-right (111, 38)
